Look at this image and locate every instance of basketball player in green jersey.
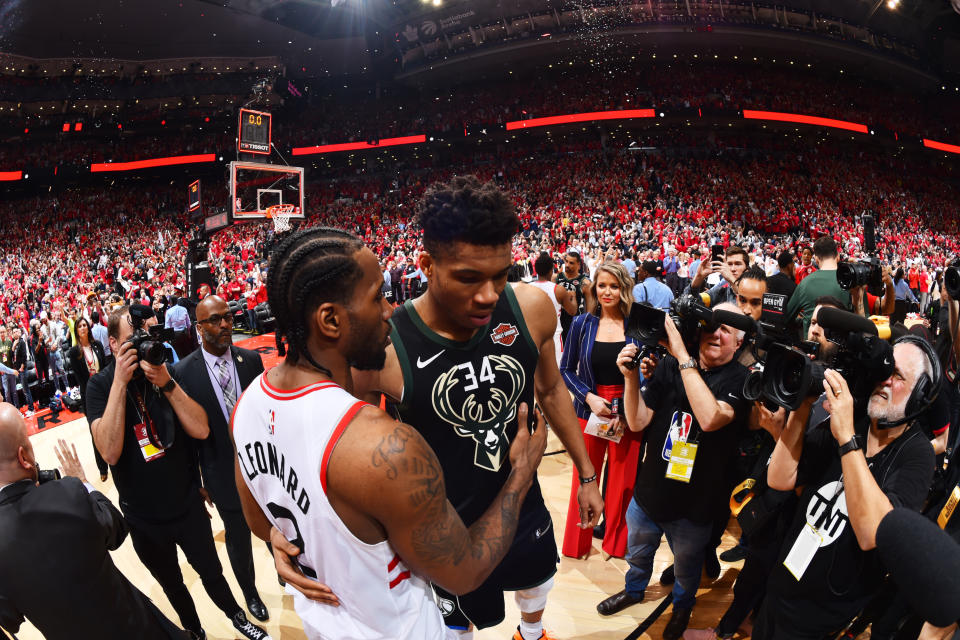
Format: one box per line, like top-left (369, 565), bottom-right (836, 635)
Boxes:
top-left (352, 176), bottom-right (604, 640)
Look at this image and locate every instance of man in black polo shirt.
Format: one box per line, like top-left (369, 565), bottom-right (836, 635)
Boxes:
top-left (753, 336), bottom-right (937, 638)
top-left (597, 302), bottom-right (750, 640)
top-left (86, 305), bottom-right (270, 640)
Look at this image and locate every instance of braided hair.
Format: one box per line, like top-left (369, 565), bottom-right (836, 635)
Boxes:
top-left (266, 227), bottom-right (364, 376)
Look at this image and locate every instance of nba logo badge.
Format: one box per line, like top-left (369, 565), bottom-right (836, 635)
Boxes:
top-left (268, 409), bottom-right (275, 435)
top-left (662, 410), bottom-right (693, 461)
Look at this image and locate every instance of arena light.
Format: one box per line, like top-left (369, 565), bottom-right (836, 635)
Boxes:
top-left (506, 109), bottom-right (656, 130)
top-left (922, 138), bottom-right (960, 155)
top-left (0, 171), bottom-right (23, 181)
top-left (291, 135), bottom-right (427, 156)
top-left (742, 110), bottom-right (868, 134)
top-left (90, 153), bottom-right (217, 172)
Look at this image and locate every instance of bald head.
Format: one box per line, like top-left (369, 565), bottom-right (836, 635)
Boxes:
top-left (0, 402), bottom-right (35, 484)
top-left (197, 294), bottom-right (229, 322)
top-left (196, 295), bottom-right (233, 356)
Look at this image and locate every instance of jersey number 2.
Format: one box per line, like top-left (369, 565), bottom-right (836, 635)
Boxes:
top-left (267, 501), bottom-right (318, 579)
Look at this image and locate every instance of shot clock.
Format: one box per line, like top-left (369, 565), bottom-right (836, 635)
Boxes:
top-left (238, 108), bottom-right (272, 155)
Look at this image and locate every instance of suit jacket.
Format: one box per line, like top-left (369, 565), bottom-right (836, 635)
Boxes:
top-left (0, 478), bottom-right (185, 640)
top-left (66, 341), bottom-right (107, 403)
top-left (173, 345), bottom-right (264, 511)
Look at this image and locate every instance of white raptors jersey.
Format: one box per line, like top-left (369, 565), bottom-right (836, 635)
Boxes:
top-left (530, 280), bottom-right (564, 363)
top-left (232, 373), bottom-right (453, 640)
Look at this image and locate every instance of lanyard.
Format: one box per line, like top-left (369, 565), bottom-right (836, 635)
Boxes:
top-left (129, 385), bottom-right (168, 451)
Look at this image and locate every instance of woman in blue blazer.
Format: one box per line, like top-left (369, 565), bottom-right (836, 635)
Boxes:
top-left (560, 261), bottom-right (644, 559)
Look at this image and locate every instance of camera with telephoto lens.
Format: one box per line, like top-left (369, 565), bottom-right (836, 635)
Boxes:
top-left (836, 214), bottom-right (884, 296)
top-left (944, 258), bottom-right (960, 300)
top-left (623, 294), bottom-right (714, 369)
top-left (742, 307), bottom-right (894, 411)
top-left (126, 303), bottom-right (175, 366)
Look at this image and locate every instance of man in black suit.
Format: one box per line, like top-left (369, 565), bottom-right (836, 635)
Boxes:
top-left (0, 403), bottom-right (186, 639)
top-left (172, 295), bottom-right (268, 622)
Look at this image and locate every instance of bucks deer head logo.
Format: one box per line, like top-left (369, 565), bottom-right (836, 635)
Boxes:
top-left (431, 354), bottom-right (526, 471)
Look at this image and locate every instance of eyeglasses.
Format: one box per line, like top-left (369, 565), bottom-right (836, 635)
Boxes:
top-left (198, 313), bottom-right (234, 326)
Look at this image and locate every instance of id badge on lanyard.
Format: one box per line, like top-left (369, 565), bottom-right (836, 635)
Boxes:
top-left (938, 483), bottom-right (960, 530)
top-left (664, 394), bottom-right (699, 483)
top-left (783, 476), bottom-right (844, 580)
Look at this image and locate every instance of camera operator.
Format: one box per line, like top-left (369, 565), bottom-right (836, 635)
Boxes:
top-left (86, 305), bottom-right (269, 640)
top-left (766, 251), bottom-right (797, 299)
top-left (844, 262), bottom-right (895, 318)
top-left (752, 337), bottom-right (938, 638)
top-left (687, 246), bottom-right (749, 307)
top-left (596, 303), bottom-right (750, 640)
top-left (0, 404), bottom-right (186, 639)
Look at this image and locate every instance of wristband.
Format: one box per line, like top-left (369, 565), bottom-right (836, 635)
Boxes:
top-left (159, 379), bottom-right (176, 394)
top-left (838, 435), bottom-right (861, 458)
top-left (579, 474), bottom-right (597, 485)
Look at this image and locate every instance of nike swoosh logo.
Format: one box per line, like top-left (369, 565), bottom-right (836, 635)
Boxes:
top-left (416, 350), bottom-right (445, 368)
top-left (534, 521), bottom-right (552, 539)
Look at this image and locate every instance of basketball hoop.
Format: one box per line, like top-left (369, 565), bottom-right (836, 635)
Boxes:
top-left (265, 204), bottom-right (296, 233)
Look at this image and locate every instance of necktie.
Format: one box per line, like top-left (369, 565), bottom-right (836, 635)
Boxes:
top-left (216, 359), bottom-right (236, 417)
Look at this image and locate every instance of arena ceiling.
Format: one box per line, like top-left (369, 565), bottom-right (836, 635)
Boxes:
top-left (0, 0), bottom-right (958, 75)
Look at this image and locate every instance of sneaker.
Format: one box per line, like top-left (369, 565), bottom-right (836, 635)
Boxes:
top-left (231, 610), bottom-right (271, 640)
top-left (683, 628), bottom-right (723, 640)
top-left (663, 606), bottom-right (693, 640)
top-left (512, 625), bottom-right (558, 640)
top-left (719, 545), bottom-right (746, 563)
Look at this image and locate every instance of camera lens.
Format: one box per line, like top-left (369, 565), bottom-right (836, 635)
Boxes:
top-left (836, 262), bottom-right (870, 290)
top-left (946, 267), bottom-right (960, 300)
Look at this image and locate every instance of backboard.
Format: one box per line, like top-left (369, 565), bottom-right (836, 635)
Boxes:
top-left (230, 161), bottom-right (305, 221)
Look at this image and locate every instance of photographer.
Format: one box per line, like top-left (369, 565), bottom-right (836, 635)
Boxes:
top-left (596, 303), bottom-right (750, 640)
top-left (0, 404), bottom-right (186, 639)
top-left (752, 336), bottom-right (937, 638)
top-left (86, 305), bottom-right (269, 640)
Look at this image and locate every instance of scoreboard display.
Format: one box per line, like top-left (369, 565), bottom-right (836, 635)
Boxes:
top-left (188, 179), bottom-right (201, 212)
top-left (238, 108), bottom-right (272, 155)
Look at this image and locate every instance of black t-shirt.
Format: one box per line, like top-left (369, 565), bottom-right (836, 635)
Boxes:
top-left (768, 420), bottom-right (935, 624)
top-left (85, 362), bottom-right (196, 522)
top-left (634, 355), bottom-right (750, 523)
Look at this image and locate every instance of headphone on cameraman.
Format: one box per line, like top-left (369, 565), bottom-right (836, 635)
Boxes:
top-left (877, 334), bottom-right (942, 429)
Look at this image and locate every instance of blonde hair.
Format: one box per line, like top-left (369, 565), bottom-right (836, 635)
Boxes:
top-left (590, 262), bottom-right (634, 319)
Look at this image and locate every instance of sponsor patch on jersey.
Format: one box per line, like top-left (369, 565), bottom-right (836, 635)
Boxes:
top-left (268, 409), bottom-right (275, 435)
top-left (490, 322), bottom-right (519, 347)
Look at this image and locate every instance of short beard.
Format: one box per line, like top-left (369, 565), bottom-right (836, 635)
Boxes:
top-left (345, 312), bottom-right (387, 371)
top-left (867, 395), bottom-right (907, 424)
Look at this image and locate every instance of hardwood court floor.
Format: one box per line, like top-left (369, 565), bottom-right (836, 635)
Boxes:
top-left (18, 419), bottom-right (747, 640)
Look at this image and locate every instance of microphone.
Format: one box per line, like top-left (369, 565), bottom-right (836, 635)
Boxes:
top-left (816, 306), bottom-right (879, 337)
top-left (876, 508), bottom-right (960, 626)
top-left (711, 309), bottom-right (756, 334)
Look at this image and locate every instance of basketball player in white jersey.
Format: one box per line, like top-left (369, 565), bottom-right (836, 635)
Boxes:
top-left (530, 252), bottom-right (577, 365)
top-left (231, 227), bottom-right (548, 640)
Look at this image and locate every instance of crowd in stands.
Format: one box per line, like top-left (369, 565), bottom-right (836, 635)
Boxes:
top-left (3, 62), bottom-right (960, 170)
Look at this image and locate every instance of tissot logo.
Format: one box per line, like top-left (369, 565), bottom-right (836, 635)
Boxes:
top-left (490, 322), bottom-right (518, 347)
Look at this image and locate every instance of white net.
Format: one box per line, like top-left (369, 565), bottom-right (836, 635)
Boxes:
top-left (267, 204), bottom-right (295, 233)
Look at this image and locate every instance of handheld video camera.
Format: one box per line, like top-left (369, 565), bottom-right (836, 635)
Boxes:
top-left (126, 304), bottom-right (174, 367)
top-left (742, 307), bottom-right (893, 411)
top-left (623, 294), bottom-right (715, 369)
top-left (836, 214), bottom-right (884, 296)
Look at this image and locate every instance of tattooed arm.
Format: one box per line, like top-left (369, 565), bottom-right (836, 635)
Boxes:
top-left (327, 402), bottom-right (547, 595)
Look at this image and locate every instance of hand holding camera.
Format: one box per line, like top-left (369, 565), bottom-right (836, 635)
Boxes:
top-left (823, 369), bottom-right (855, 443)
top-left (586, 393), bottom-right (613, 418)
top-left (114, 340), bottom-right (140, 386)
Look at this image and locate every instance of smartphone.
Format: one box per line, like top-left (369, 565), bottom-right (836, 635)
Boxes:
top-left (711, 245), bottom-right (724, 262)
